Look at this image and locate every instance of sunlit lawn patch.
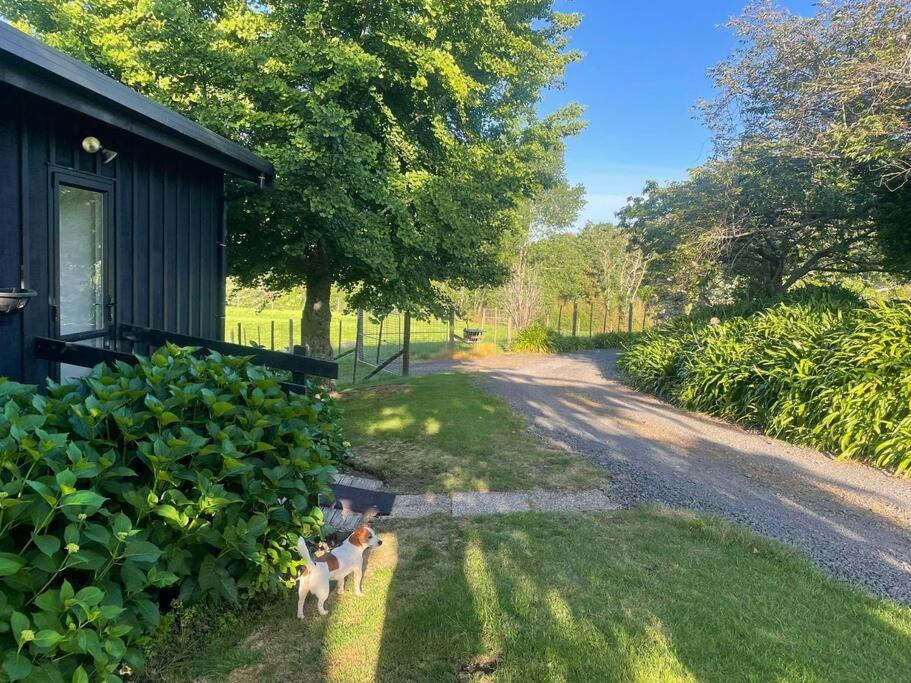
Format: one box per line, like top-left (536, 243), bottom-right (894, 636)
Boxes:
top-left (338, 373), bottom-right (609, 492)
top-left (179, 509), bottom-right (911, 682)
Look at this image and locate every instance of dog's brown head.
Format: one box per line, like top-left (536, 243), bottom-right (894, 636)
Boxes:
top-left (348, 525), bottom-right (382, 548)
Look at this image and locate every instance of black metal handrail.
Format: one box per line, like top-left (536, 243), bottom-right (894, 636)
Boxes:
top-left (117, 323), bottom-right (337, 379)
top-left (33, 322), bottom-right (337, 391)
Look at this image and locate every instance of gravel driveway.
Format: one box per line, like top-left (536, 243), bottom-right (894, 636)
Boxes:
top-left (413, 350), bottom-right (911, 604)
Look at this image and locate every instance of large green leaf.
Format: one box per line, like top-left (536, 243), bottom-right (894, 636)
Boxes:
top-left (59, 490), bottom-right (107, 508)
top-left (0, 553), bottom-right (25, 577)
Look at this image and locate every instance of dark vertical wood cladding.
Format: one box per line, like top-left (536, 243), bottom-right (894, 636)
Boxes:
top-left (0, 85), bottom-right (226, 384)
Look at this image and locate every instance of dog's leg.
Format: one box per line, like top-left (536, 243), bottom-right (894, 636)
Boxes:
top-left (337, 573), bottom-right (346, 595)
top-left (314, 576), bottom-right (330, 616)
top-left (353, 560), bottom-right (364, 597)
top-left (297, 573), bottom-right (309, 619)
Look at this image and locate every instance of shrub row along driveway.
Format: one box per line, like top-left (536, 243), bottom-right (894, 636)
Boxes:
top-left (414, 350), bottom-right (911, 603)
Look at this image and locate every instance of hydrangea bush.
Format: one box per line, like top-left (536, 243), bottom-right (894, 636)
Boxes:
top-left (0, 344), bottom-right (347, 681)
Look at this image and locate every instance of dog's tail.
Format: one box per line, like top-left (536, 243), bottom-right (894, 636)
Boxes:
top-left (296, 537), bottom-right (314, 567)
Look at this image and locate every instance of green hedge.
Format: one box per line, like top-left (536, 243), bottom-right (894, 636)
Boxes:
top-left (618, 297), bottom-right (911, 474)
top-left (511, 323), bottom-right (642, 354)
top-left (0, 345), bottom-right (346, 681)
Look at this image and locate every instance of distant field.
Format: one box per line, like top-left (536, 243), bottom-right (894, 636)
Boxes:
top-left (224, 306), bottom-right (501, 385)
top-left (224, 306), bottom-right (512, 354)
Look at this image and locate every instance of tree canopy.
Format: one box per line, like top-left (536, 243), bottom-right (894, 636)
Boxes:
top-left (621, 0), bottom-right (911, 313)
top-left (3, 0), bottom-right (583, 354)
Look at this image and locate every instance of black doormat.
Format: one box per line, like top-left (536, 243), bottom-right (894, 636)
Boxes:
top-left (328, 483), bottom-right (396, 516)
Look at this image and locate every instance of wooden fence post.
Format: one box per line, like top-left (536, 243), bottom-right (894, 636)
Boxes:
top-left (337, 318), bottom-right (343, 356)
top-left (603, 298), bottom-right (609, 333)
top-left (288, 319), bottom-right (294, 352)
top-left (628, 302), bottom-right (634, 333)
top-left (402, 311), bottom-right (411, 376)
top-left (237, 322), bottom-right (242, 346)
top-left (376, 318), bottom-right (384, 364)
top-left (270, 320), bottom-right (275, 350)
top-left (572, 300), bottom-right (578, 337)
top-left (493, 308), bottom-right (499, 347)
top-left (589, 301), bottom-right (594, 337)
top-left (448, 309), bottom-right (455, 352)
top-left (353, 308), bottom-right (364, 383)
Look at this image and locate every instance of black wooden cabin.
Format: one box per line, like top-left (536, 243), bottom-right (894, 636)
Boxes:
top-left (0, 23), bottom-right (336, 386)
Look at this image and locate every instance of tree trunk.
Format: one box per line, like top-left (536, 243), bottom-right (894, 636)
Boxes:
top-left (302, 268), bottom-right (333, 359)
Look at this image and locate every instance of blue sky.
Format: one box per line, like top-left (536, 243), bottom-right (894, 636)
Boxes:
top-left (540, 0), bottom-right (817, 227)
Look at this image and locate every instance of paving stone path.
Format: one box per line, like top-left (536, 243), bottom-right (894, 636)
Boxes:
top-left (392, 488), bottom-right (616, 519)
top-left (323, 474), bottom-right (616, 532)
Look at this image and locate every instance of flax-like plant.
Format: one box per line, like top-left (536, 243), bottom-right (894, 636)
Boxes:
top-left (619, 294), bottom-right (911, 474)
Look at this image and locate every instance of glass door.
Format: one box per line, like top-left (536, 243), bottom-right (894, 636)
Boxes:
top-left (54, 175), bottom-right (113, 382)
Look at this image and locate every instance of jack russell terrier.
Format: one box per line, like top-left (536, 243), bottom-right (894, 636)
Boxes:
top-left (296, 525), bottom-right (382, 618)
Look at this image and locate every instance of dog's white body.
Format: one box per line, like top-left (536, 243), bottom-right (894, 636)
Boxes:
top-left (296, 526), bottom-right (381, 617)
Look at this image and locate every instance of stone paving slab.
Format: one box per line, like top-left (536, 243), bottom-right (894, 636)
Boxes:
top-left (529, 489), bottom-right (617, 513)
top-left (452, 491), bottom-right (531, 517)
top-left (390, 493), bottom-right (452, 519)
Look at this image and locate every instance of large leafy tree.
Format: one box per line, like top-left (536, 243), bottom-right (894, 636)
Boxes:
top-left (622, 0), bottom-right (911, 310)
top-left (704, 0), bottom-right (911, 188)
top-left (4, 0), bottom-right (582, 355)
top-left (497, 154), bottom-right (585, 329)
top-left (621, 148), bottom-right (889, 302)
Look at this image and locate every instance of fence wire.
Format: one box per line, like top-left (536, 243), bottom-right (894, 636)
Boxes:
top-left (224, 300), bottom-right (654, 385)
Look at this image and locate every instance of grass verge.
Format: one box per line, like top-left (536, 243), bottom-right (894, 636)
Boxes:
top-left (174, 509), bottom-right (911, 682)
top-left (338, 373), bottom-right (609, 492)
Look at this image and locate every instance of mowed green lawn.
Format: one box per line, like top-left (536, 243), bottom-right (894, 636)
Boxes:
top-left (175, 510), bottom-right (911, 682)
top-left (338, 373), bottom-right (610, 492)
top-left (151, 372), bottom-right (911, 682)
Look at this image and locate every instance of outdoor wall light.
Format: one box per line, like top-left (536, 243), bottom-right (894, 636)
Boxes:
top-left (81, 136), bottom-right (101, 153)
top-left (81, 136), bottom-right (118, 163)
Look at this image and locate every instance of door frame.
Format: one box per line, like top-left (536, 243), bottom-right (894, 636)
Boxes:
top-left (47, 166), bottom-right (116, 378)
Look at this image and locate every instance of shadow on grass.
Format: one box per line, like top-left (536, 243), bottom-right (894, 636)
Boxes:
top-left (176, 510), bottom-right (911, 681)
top-left (366, 511), bottom-right (911, 682)
top-left (338, 373), bottom-right (608, 493)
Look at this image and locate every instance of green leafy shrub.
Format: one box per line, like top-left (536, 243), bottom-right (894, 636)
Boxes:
top-left (511, 324), bottom-right (559, 353)
top-left (0, 345), bottom-right (346, 681)
top-left (590, 332), bottom-right (643, 349)
top-left (619, 296), bottom-right (911, 474)
top-left (552, 335), bottom-right (591, 352)
top-left (513, 325), bottom-right (643, 354)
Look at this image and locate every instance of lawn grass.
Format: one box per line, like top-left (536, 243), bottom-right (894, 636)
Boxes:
top-left (174, 509), bottom-right (911, 682)
top-left (338, 373), bottom-right (609, 492)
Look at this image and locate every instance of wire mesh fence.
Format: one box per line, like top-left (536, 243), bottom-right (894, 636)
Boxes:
top-left (223, 298), bottom-right (653, 385)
